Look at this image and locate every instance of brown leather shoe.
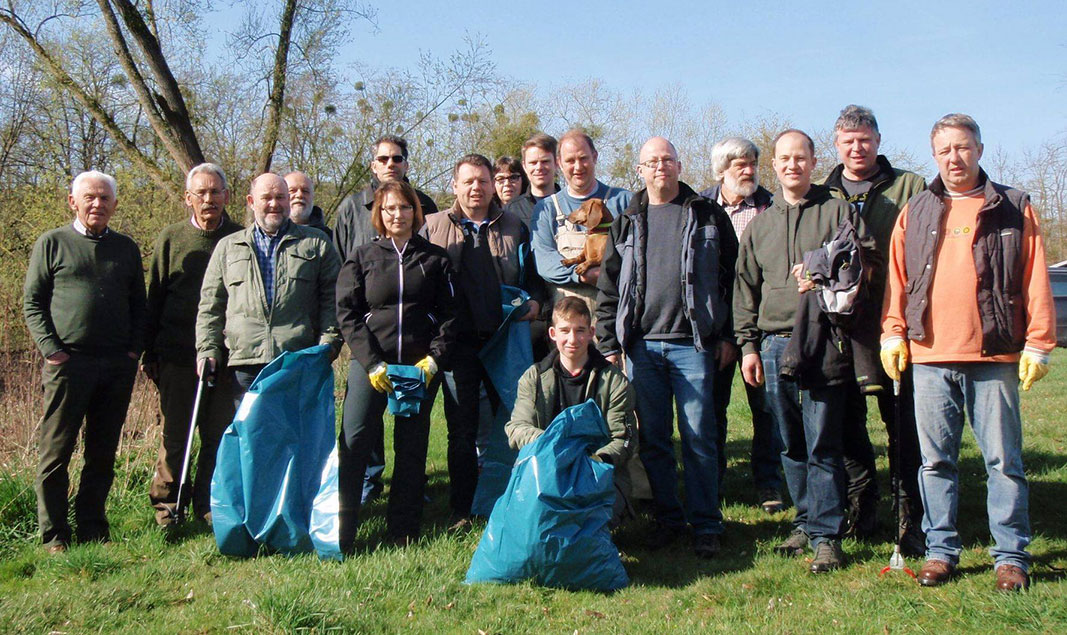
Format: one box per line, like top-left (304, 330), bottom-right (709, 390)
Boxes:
top-left (45, 542), bottom-right (67, 555)
top-left (995, 564), bottom-right (1030, 592)
top-left (917, 559), bottom-right (955, 587)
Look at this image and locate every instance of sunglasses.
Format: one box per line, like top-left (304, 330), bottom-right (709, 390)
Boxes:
top-left (375, 154), bottom-right (406, 165)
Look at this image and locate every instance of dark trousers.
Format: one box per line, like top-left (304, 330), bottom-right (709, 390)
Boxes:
top-left (761, 335), bottom-right (848, 545)
top-left (148, 361), bottom-right (235, 522)
top-left (842, 387), bottom-right (879, 511)
top-left (337, 362), bottom-right (439, 547)
top-left (230, 365), bottom-right (266, 410)
top-left (713, 359), bottom-right (784, 494)
top-left (36, 353), bottom-right (138, 547)
top-left (877, 369), bottom-right (922, 526)
top-left (441, 342), bottom-right (497, 517)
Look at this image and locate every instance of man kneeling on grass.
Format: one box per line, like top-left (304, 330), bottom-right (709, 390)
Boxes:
top-left (505, 297), bottom-right (636, 526)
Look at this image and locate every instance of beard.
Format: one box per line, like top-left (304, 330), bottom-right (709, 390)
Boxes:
top-left (256, 210), bottom-right (287, 234)
top-left (290, 202), bottom-right (312, 223)
top-left (725, 173), bottom-right (758, 199)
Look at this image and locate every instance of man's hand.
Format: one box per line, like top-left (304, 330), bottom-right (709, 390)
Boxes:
top-left (791, 263), bottom-right (815, 293)
top-left (45, 351), bottom-right (70, 366)
top-left (141, 361), bottom-right (159, 382)
top-left (578, 266), bottom-right (600, 286)
top-left (741, 352), bottom-right (764, 387)
top-left (716, 341), bottom-right (738, 371)
top-left (1019, 351), bottom-right (1050, 391)
top-left (518, 300), bottom-right (540, 321)
top-left (197, 357), bottom-right (218, 381)
top-left (880, 339), bottom-right (909, 382)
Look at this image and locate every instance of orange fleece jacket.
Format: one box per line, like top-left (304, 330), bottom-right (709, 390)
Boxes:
top-left (881, 193), bottom-right (1055, 363)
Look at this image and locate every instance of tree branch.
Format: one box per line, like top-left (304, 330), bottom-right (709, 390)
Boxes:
top-left (256, 0), bottom-right (298, 173)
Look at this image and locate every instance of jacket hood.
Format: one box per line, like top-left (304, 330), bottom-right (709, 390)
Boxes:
top-left (700, 184), bottom-right (774, 209)
top-left (624, 181), bottom-right (701, 216)
top-left (770, 183), bottom-right (834, 211)
top-left (823, 155), bottom-right (896, 191)
top-left (536, 344), bottom-right (611, 373)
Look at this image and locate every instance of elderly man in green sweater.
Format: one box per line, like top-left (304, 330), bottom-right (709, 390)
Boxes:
top-left (143, 163), bottom-right (243, 526)
top-left (23, 170), bottom-right (146, 552)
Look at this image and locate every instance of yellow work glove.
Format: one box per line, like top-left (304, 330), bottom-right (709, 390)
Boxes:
top-left (1019, 351), bottom-right (1050, 391)
top-left (368, 362), bottom-right (393, 393)
top-left (880, 338), bottom-right (909, 382)
top-left (414, 355), bottom-right (438, 385)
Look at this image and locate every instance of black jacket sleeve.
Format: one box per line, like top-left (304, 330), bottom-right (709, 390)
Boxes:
top-left (714, 204), bottom-right (739, 342)
top-left (428, 252), bottom-right (459, 370)
top-left (595, 215), bottom-right (627, 355)
top-left (336, 249), bottom-right (386, 370)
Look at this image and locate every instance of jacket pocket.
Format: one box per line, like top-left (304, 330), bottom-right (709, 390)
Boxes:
top-left (288, 251), bottom-right (316, 281)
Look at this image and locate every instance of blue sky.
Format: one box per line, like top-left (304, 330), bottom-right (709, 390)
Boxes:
top-left (330, 0), bottom-right (1066, 162)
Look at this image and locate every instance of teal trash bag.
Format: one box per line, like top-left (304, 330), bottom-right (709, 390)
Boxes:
top-left (210, 344), bottom-right (341, 559)
top-left (470, 284), bottom-right (533, 516)
top-left (465, 400), bottom-right (629, 591)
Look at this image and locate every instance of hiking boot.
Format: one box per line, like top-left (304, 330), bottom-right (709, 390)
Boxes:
top-left (758, 488), bottom-right (786, 514)
top-left (693, 533), bottom-right (720, 559)
top-left (809, 539), bottom-right (844, 573)
top-left (642, 524), bottom-right (687, 551)
top-left (773, 528), bottom-right (809, 557)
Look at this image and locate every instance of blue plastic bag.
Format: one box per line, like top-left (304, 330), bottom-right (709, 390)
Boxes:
top-left (465, 400), bottom-right (629, 591)
top-left (210, 344), bottom-right (341, 559)
top-left (471, 284), bottom-right (534, 516)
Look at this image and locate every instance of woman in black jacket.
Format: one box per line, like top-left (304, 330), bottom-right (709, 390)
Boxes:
top-left (335, 180), bottom-right (458, 548)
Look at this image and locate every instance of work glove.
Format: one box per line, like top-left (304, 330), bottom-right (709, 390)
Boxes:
top-left (368, 362), bottom-right (393, 393)
top-left (1019, 351), bottom-right (1050, 391)
top-left (414, 355), bottom-right (438, 385)
top-left (880, 338), bottom-right (909, 382)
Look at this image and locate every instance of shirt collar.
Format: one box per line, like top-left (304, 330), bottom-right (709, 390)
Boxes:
top-left (72, 218), bottom-right (108, 238)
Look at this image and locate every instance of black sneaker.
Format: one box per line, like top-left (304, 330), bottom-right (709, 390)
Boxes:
top-left (809, 539), bottom-right (844, 573)
top-left (758, 488), bottom-right (786, 514)
top-left (693, 533), bottom-right (720, 559)
top-left (642, 524), bottom-right (687, 551)
top-left (773, 528), bottom-right (809, 556)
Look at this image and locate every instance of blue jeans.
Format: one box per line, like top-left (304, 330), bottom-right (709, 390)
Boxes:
top-left (760, 335), bottom-right (848, 545)
top-left (912, 362), bottom-right (1030, 571)
top-left (627, 338), bottom-right (722, 535)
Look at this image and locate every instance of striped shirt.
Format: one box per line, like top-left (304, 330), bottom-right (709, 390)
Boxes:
top-left (717, 192), bottom-right (761, 238)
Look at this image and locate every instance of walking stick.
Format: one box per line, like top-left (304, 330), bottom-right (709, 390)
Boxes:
top-left (169, 372), bottom-right (212, 524)
top-left (880, 379), bottom-right (916, 579)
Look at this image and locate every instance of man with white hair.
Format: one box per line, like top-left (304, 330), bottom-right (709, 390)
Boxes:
top-left (143, 163), bottom-right (243, 526)
top-left (699, 137), bottom-right (783, 514)
top-left (24, 170), bottom-right (146, 552)
top-left (285, 171), bottom-right (332, 242)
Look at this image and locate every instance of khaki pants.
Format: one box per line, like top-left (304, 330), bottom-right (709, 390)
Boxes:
top-left (148, 361), bottom-right (234, 523)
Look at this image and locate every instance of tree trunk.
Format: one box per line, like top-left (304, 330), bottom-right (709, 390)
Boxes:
top-left (256, 0), bottom-right (299, 174)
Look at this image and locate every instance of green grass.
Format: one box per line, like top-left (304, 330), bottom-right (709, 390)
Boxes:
top-left (1, 353), bottom-right (1066, 633)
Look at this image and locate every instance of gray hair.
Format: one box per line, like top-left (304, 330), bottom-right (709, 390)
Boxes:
top-left (71, 170), bottom-right (117, 197)
top-left (711, 137), bottom-right (759, 181)
top-left (834, 105), bottom-right (879, 135)
top-left (930, 113), bottom-right (981, 144)
top-left (186, 162), bottom-right (229, 191)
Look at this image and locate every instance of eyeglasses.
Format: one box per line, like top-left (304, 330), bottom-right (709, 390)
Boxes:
top-left (188, 189), bottom-right (225, 199)
top-left (382, 204), bottom-right (414, 216)
top-left (494, 174), bottom-right (522, 184)
top-left (375, 154), bottom-right (406, 165)
top-left (639, 158), bottom-right (678, 169)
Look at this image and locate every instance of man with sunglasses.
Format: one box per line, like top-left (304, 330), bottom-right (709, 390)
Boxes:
top-left (332, 135), bottom-right (439, 504)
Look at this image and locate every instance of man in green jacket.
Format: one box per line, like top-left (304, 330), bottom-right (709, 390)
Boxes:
top-left (143, 163), bottom-right (243, 526)
top-left (196, 173), bottom-right (342, 402)
top-left (506, 296), bottom-right (636, 526)
top-left (23, 171), bottom-right (145, 552)
top-left (819, 105), bottom-right (927, 552)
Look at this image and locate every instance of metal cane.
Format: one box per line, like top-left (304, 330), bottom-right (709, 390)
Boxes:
top-left (880, 378), bottom-right (916, 579)
top-left (170, 372), bottom-right (212, 524)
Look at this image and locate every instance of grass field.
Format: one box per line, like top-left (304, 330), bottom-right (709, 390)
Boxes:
top-left (0, 350), bottom-right (1065, 633)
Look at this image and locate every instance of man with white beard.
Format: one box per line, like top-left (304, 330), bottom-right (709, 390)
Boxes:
top-left (285, 171), bottom-right (332, 242)
top-left (700, 137), bottom-right (784, 515)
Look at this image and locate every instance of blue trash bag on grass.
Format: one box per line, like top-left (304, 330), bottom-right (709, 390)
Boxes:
top-left (470, 284), bottom-right (534, 516)
top-left (211, 344), bottom-right (342, 559)
top-left (465, 400), bottom-right (629, 591)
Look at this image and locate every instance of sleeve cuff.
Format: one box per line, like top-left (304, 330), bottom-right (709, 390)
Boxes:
top-left (881, 336), bottom-right (905, 351)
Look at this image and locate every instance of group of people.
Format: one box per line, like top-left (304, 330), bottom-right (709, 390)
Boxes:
top-left (23, 104), bottom-right (1054, 593)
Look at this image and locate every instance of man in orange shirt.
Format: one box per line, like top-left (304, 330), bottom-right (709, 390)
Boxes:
top-left (881, 114), bottom-right (1055, 592)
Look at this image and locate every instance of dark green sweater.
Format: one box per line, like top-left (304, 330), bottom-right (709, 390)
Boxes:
top-left (144, 215), bottom-right (242, 365)
top-left (24, 224), bottom-right (146, 357)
